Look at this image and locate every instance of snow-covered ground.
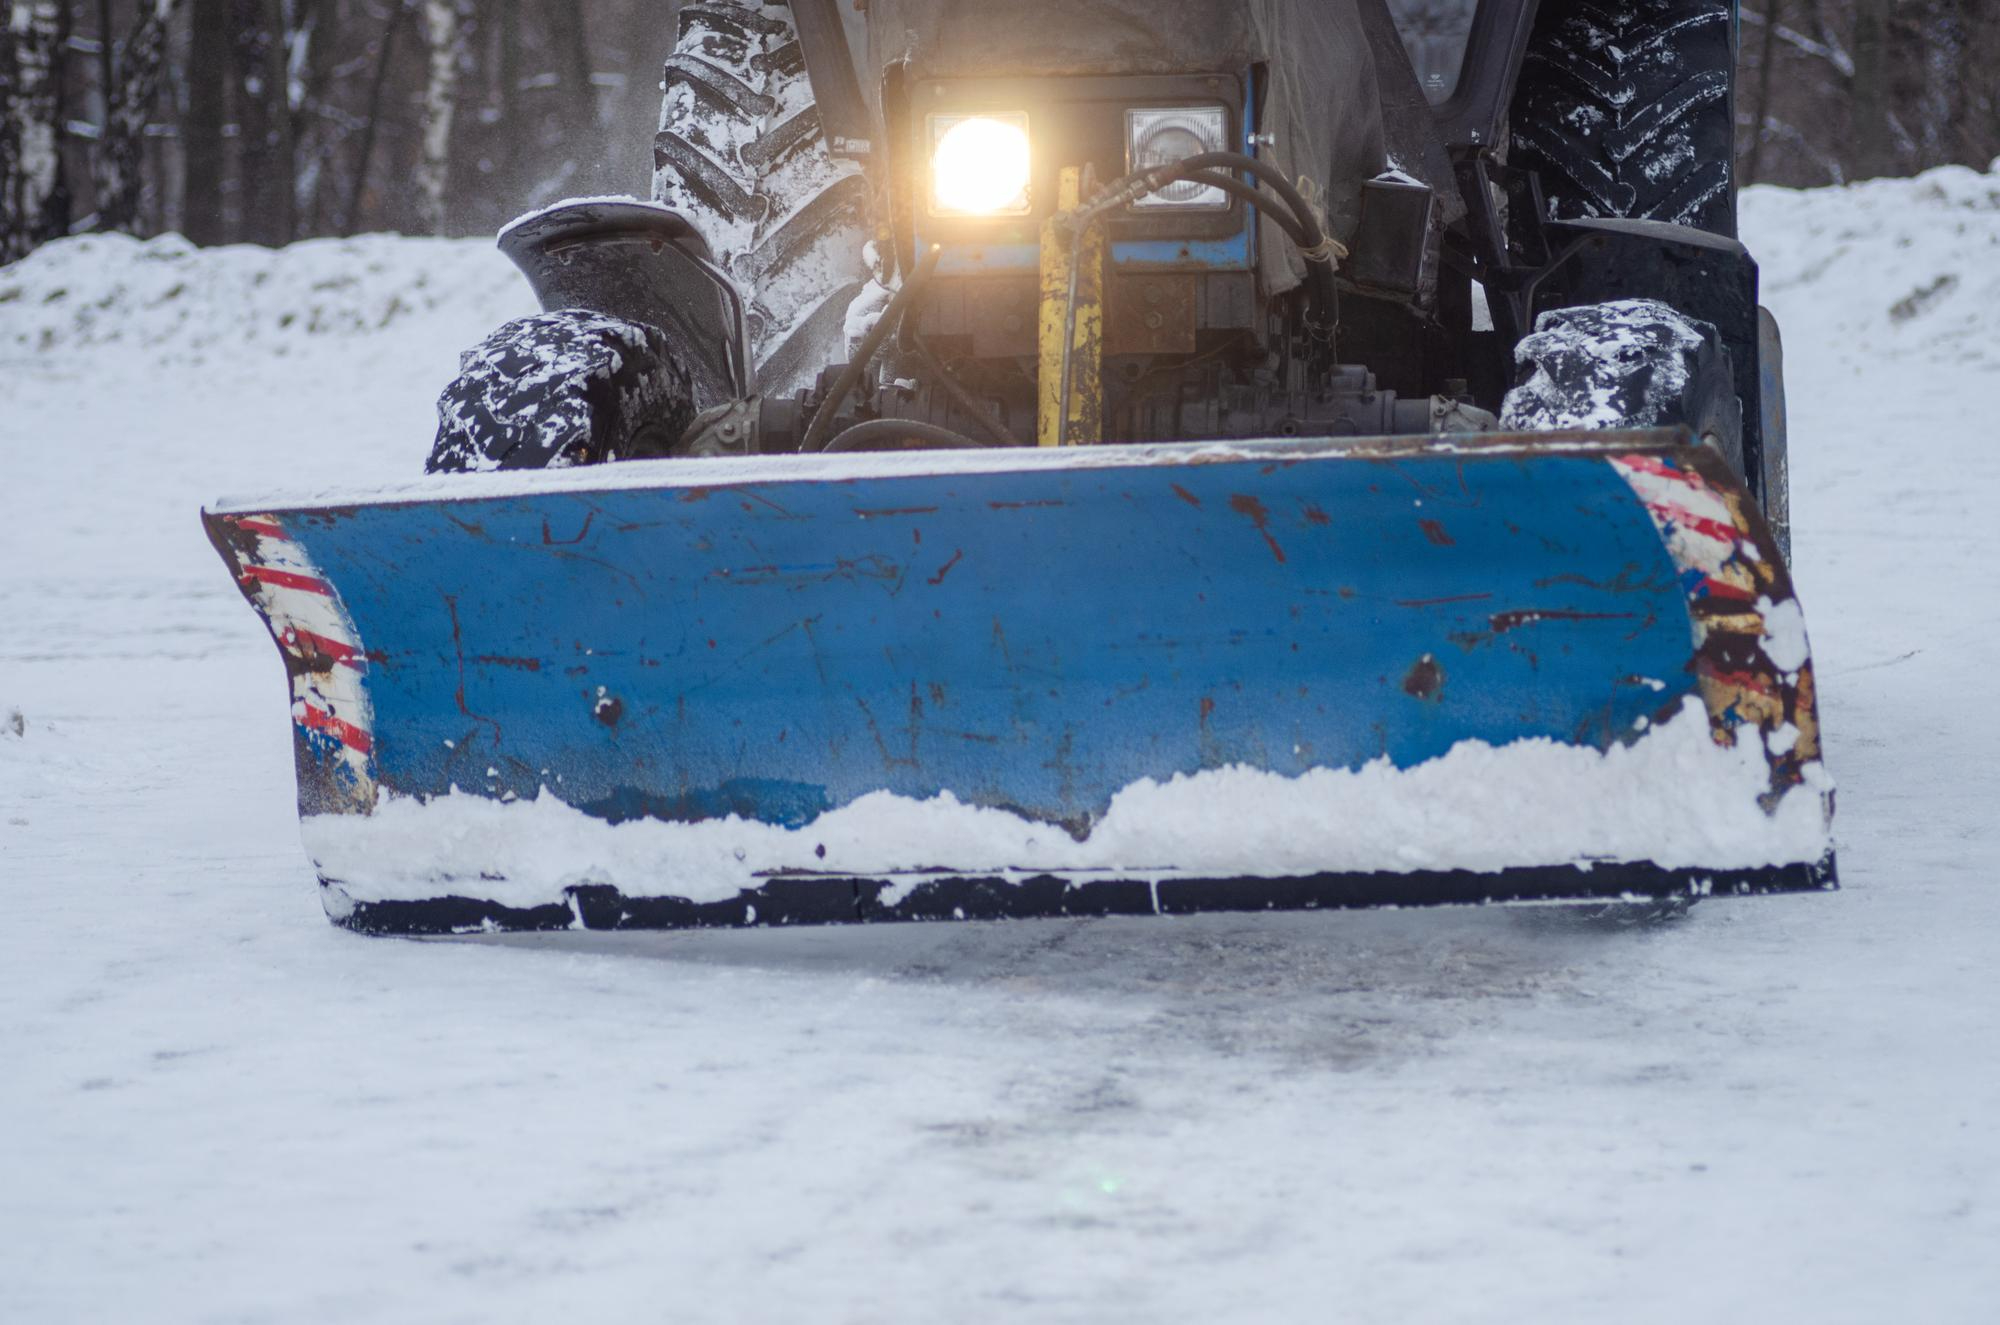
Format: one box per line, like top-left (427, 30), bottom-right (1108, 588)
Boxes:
top-left (4, 169), bottom-right (1998, 1322)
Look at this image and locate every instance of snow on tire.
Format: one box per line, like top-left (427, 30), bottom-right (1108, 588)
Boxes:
top-left (1510, 0), bottom-right (1738, 237)
top-left (653, 1), bottom-right (869, 394)
top-left (427, 311), bottom-right (696, 473)
top-left (1501, 297), bottom-right (1744, 476)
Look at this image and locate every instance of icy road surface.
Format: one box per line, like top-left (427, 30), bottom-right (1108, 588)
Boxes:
top-left (4, 169), bottom-right (1998, 1322)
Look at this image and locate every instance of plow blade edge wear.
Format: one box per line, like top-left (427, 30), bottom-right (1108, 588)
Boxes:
top-left (203, 430), bottom-right (1835, 934)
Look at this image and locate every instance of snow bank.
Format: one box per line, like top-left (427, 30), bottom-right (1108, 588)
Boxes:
top-left (1744, 160), bottom-right (2000, 371)
top-left (0, 230), bottom-right (528, 366)
top-left (310, 698), bottom-right (1832, 913)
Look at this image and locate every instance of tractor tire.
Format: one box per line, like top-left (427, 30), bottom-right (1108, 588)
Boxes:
top-left (1500, 298), bottom-right (1743, 477)
top-left (1510, 0), bottom-right (1738, 237)
top-left (653, 1), bottom-right (870, 395)
top-left (427, 311), bottom-right (697, 473)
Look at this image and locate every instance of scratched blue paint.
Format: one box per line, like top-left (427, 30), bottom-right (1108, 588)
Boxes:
top-left (933, 234), bottom-right (1253, 276)
top-left (1110, 235), bottom-right (1253, 269)
top-left (269, 447), bottom-right (1700, 831)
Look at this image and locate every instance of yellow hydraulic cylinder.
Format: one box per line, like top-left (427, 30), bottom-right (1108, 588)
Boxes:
top-left (1037, 167), bottom-right (1105, 447)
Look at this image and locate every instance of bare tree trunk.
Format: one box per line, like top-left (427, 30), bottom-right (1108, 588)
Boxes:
top-left (0, 12), bottom-right (21, 257)
top-left (1851, 0), bottom-right (1894, 178)
top-left (0, 17), bottom-right (12, 230)
top-left (278, 0), bottom-right (320, 231)
top-left (415, 0), bottom-right (466, 235)
top-left (232, 0), bottom-right (293, 243)
top-left (1933, 0), bottom-right (1973, 165)
top-left (1, 0), bottom-right (71, 261)
top-left (232, 0), bottom-right (273, 240)
top-left (494, 0), bottom-right (516, 194)
top-left (289, 0), bottom-right (343, 234)
top-left (1744, 3), bottom-right (1785, 186)
top-left (93, 0), bottom-right (184, 234)
top-left (182, 0), bottom-right (228, 243)
top-left (345, 0), bottom-right (406, 236)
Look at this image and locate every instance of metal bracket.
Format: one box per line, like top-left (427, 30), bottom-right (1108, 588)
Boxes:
top-left (1039, 168), bottom-right (1106, 447)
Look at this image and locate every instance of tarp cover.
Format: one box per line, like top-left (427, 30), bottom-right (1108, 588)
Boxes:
top-left (868, 0), bottom-right (1388, 288)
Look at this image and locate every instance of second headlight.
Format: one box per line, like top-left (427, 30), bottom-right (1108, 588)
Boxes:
top-left (1126, 107), bottom-right (1229, 210)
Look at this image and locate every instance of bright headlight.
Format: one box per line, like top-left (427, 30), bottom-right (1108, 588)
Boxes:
top-left (929, 114), bottom-right (1032, 216)
top-left (1126, 107), bottom-right (1229, 209)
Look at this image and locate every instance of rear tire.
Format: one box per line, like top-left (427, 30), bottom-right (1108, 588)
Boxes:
top-left (1511, 0), bottom-right (1738, 237)
top-left (1501, 298), bottom-right (1743, 477)
top-left (653, 1), bottom-right (869, 393)
top-left (428, 311), bottom-right (696, 473)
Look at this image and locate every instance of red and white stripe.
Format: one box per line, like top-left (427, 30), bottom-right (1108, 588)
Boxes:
top-left (1609, 452), bottom-right (1743, 580)
top-left (225, 513), bottom-right (378, 789)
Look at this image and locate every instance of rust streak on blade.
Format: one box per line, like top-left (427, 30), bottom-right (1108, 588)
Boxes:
top-left (1227, 493), bottom-right (1286, 563)
top-left (1488, 608), bottom-right (1637, 634)
top-left (473, 655), bottom-right (542, 671)
top-left (442, 593), bottom-right (503, 747)
top-left (1395, 593), bottom-right (1494, 609)
top-left (926, 550), bottom-right (964, 586)
top-left (541, 510), bottom-right (596, 546)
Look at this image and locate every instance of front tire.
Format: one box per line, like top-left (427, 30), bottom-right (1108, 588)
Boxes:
top-left (1500, 297), bottom-right (1743, 477)
top-left (427, 311), bottom-right (696, 473)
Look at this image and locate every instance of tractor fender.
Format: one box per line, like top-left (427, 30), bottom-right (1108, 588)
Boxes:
top-left (496, 197), bottom-right (740, 406)
top-left (1522, 215), bottom-right (1769, 509)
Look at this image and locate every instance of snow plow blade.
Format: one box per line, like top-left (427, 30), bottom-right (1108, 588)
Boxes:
top-left (203, 430), bottom-right (1834, 935)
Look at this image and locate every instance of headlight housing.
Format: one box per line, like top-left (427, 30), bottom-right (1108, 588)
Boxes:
top-left (1125, 107), bottom-right (1229, 210)
top-left (927, 113), bottom-right (1032, 217)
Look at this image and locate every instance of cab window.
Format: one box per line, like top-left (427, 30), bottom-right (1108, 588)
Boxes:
top-left (1386, 0), bottom-right (1482, 104)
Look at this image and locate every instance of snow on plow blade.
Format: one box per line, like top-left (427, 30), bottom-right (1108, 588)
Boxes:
top-left (203, 430), bottom-right (1834, 934)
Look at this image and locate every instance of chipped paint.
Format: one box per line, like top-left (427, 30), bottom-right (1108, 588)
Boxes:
top-left (208, 512), bottom-right (376, 815)
top-left (1611, 449), bottom-right (1830, 812)
top-left (1401, 655), bottom-right (1444, 701)
top-left (1227, 493), bottom-right (1287, 563)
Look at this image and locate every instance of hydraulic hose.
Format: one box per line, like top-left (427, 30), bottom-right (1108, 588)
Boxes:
top-left (802, 243), bottom-right (944, 454)
top-left (1069, 149), bottom-right (1341, 333)
top-left (1176, 170), bottom-right (1316, 251)
top-left (1073, 151), bottom-right (1321, 242)
top-left (822, 418), bottom-right (988, 452)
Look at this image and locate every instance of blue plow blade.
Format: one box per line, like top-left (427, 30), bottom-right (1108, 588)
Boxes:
top-left (203, 430), bottom-right (1834, 934)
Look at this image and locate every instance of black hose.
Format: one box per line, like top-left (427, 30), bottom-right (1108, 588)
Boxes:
top-left (822, 418), bottom-right (988, 452)
top-left (1171, 152), bottom-right (1326, 247)
top-left (800, 243), bottom-right (944, 454)
top-left (1076, 149), bottom-right (1340, 334)
top-left (1175, 155), bottom-right (1340, 338)
top-left (1177, 169), bottom-right (1315, 250)
top-left (1079, 150), bottom-right (1322, 247)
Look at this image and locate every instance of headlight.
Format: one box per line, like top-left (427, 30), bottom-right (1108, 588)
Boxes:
top-left (928, 114), bottom-right (1031, 217)
top-left (1126, 107), bottom-right (1228, 209)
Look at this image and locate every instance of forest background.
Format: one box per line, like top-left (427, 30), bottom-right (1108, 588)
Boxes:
top-left (0, 1), bottom-right (1993, 262)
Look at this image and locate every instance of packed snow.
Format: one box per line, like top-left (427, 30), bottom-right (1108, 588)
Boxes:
top-left (320, 698), bottom-right (1829, 914)
top-left (6, 164), bottom-right (2000, 1321)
